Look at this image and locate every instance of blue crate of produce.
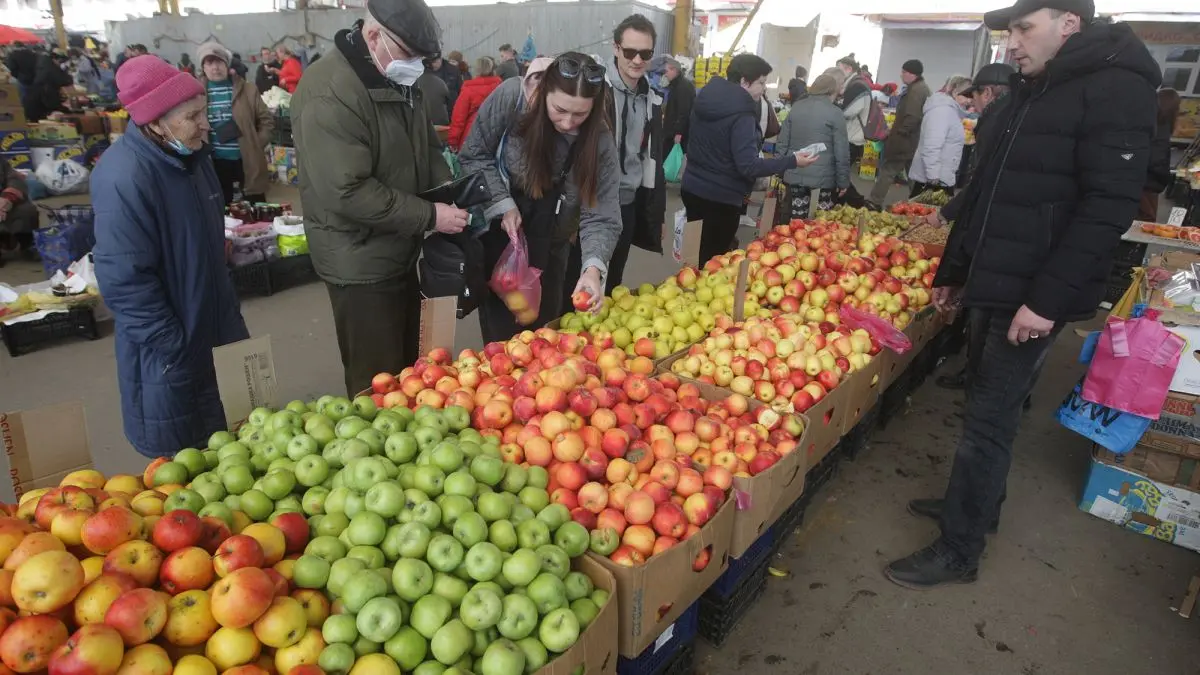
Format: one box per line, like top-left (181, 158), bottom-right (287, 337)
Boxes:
top-left (617, 602), bottom-right (699, 675)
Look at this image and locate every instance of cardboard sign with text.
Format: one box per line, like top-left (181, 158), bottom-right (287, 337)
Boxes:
top-left (418, 296), bottom-right (458, 357)
top-left (0, 401), bottom-right (94, 503)
top-left (593, 499), bottom-right (734, 656)
top-left (534, 555), bottom-right (618, 674)
top-left (214, 336), bottom-right (280, 428)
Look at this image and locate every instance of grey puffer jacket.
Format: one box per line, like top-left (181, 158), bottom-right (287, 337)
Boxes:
top-left (777, 94), bottom-right (851, 190)
top-left (459, 77), bottom-right (622, 276)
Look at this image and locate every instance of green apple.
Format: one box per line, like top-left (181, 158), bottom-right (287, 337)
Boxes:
top-left (458, 586), bottom-right (503, 632)
top-left (536, 545), bottom-right (570, 580)
top-left (322, 613), bottom-right (359, 645)
top-left (518, 487), bottom-right (549, 513)
top-left (267, 458), bottom-right (295, 474)
top-left (509, 505), bottom-right (535, 525)
top-left (305, 535), bottom-right (348, 563)
top-left (325, 486), bottom-right (350, 515)
top-left (341, 569), bottom-right (389, 612)
top-left (470, 456), bottom-right (505, 487)
top-left (347, 511), bottom-right (387, 547)
top-left (287, 434), bottom-right (321, 460)
top-left (247, 406), bottom-right (272, 427)
top-left (335, 416), bottom-right (370, 441)
top-left (249, 453), bottom-right (270, 474)
top-left (192, 479), bottom-right (226, 505)
top-left (526, 466), bottom-right (549, 489)
top-left (536, 504), bottom-right (570, 532)
top-left (308, 423), bottom-right (336, 449)
top-left (217, 442), bottom-right (251, 463)
top-left (516, 519), bottom-right (551, 550)
top-left (452, 512), bottom-right (487, 548)
top-left (515, 637), bottom-right (548, 673)
top-left (293, 554), bottom-right (332, 589)
top-left (152, 461), bottom-right (188, 487)
top-left (357, 596), bottom-right (404, 643)
top-left (488, 520), bottom-right (518, 553)
top-left (438, 495), bottom-right (473, 529)
top-left (239, 489), bottom-right (274, 521)
top-left (431, 572), bottom-right (469, 607)
top-left (526, 573), bottom-right (567, 614)
top-left (315, 512), bottom-right (350, 538)
top-left (222, 494), bottom-right (242, 512)
top-left (198, 502), bottom-right (234, 527)
top-left (163, 488), bottom-right (204, 514)
top-left (440, 405), bottom-right (470, 432)
top-left (410, 594), bottom-right (453, 639)
top-left (591, 589), bottom-right (610, 607)
top-left (480, 638), bottom-right (526, 675)
top-left (458, 441), bottom-right (483, 461)
top-left (260, 469), bottom-right (297, 501)
top-left (430, 619), bottom-right (473, 666)
top-left (318, 643), bottom-right (357, 674)
top-left (392, 558), bottom-right (435, 602)
top-left (500, 465), bottom-right (528, 494)
top-left (570, 598), bottom-right (600, 628)
top-left (221, 464), bottom-right (254, 495)
top-left (384, 626), bottom-right (429, 672)
top-left (426, 534), bottom-right (465, 573)
top-left (443, 470), bottom-right (476, 498)
top-left (388, 522), bottom-right (432, 560)
top-left (203, 450), bottom-right (219, 470)
top-left (208, 430), bottom-right (237, 451)
top-left (384, 432), bottom-right (419, 465)
top-left (563, 571), bottom-right (593, 602)
top-left (327, 557), bottom-right (367, 596)
top-left (352, 395), bottom-right (378, 421)
top-left (347, 545), bottom-right (386, 569)
top-left (412, 501), bottom-right (442, 530)
top-left (339, 438), bottom-right (372, 465)
top-left (431, 442), bottom-right (465, 473)
top-left (457, 427), bottom-right (482, 444)
top-left (501, 549), bottom-right (541, 588)
top-left (356, 428), bottom-right (387, 455)
top-left (496, 593), bottom-right (539, 642)
top-left (302, 486), bottom-right (330, 515)
top-left (589, 528), bottom-right (619, 556)
top-left (295, 455), bottom-right (331, 488)
top-left (553, 522), bottom-right (590, 558)
top-left (464, 542), bottom-right (503, 582)
top-left (285, 400), bottom-right (309, 414)
top-left (347, 456), bottom-right (389, 492)
top-left (538, 607), bottom-right (580, 653)
top-left (353, 636), bottom-right (381, 656)
top-left (372, 412), bottom-right (407, 436)
top-left (173, 448), bottom-right (207, 477)
top-left (476, 493), bottom-right (512, 523)
top-left (413, 466), bottom-right (446, 497)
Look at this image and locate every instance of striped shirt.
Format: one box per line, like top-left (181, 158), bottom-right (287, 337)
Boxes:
top-left (206, 79), bottom-right (241, 161)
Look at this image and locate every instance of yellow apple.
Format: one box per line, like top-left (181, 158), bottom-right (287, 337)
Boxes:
top-left (116, 643), bottom-right (172, 674)
top-left (274, 626), bottom-right (324, 674)
top-left (174, 653), bottom-right (218, 675)
top-left (252, 596), bottom-right (307, 648)
top-left (11, 550), bottom-right (84, 613)
top-left (205, 626), bottom-right (261, 671)
top-left (164, 590), bottom-right (219, 647)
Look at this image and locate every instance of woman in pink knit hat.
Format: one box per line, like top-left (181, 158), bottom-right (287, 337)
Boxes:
top-left (91, 54), bottom-right (250, 458)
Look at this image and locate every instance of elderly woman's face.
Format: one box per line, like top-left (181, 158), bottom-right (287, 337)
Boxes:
top-left (203, 57), bottom-right (228, 81)
top-left (153, 95), bottom-right (210, 151)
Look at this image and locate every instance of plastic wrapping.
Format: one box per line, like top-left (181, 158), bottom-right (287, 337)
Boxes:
top-left (489, 231), bottom-right (542, 326)
top-left (838, 304), bottom-right (912, 354)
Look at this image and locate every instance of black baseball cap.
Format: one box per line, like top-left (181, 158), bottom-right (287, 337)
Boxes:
top-left (962, 62), bottom-right (1016, 94)
top-left (366, 0), bottom-right (442, 58)
top-left (984, 0), bottom-right (1095, 31)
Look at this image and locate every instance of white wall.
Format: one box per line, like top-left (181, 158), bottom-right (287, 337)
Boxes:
top-left (878, 28), bottom-right (976, 92)
top-left (757, 22), bottom-right (817, 96)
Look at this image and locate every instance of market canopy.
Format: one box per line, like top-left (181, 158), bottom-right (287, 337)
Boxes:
top-left (0, 24), bottom-right (40, 45)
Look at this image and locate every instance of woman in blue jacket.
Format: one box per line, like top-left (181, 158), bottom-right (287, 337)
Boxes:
top-left (92, 55), bottom-right (249, 458)
top-left (682, 54), bottom-right (813, 265)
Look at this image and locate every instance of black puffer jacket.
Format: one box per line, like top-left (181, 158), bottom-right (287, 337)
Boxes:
top-left (934, 22), bottom-right (1160, 323)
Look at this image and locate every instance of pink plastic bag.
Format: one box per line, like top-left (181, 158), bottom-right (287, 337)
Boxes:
top-left (838, 304), bottom-right (912, 354)
top-left (1081, 316), bottom-right (1184, 419)
top-left (489, 231), bottom-right (542, 326)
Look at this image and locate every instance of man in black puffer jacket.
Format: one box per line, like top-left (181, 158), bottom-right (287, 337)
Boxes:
top-left (886, 0), bottom-right (1159, 590)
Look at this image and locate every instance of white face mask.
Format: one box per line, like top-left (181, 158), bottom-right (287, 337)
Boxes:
top-left (372, 35), bottom-right (423, 87)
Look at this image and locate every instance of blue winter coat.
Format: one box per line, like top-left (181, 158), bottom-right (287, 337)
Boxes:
top-left (92, 124), bottom-right (249, 458)
top-left (682, 76), bottom-right (794, 207)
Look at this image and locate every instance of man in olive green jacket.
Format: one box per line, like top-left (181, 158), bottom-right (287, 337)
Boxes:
top-left (291, 0), bottom-right (468, 395)
top-left (868, 59), bottom-right (932, 206)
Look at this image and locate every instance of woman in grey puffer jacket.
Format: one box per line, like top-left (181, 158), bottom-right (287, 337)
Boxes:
top-left (776, 72), bottom-right (851, 221)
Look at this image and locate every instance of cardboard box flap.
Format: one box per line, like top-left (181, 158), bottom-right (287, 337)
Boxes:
top-left (214, 336), bottom-right (280, 428)
top-left (0, 401), bottom-right (93, 501)
top-left (418, 297), bottom-right (457, 357)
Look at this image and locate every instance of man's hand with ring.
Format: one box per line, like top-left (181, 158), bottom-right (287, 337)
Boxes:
top-left (1007, 305), bottom-right (1054, 346)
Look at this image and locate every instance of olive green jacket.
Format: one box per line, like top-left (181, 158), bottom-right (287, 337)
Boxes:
top-left (290, 27), bottom-right (452, 285)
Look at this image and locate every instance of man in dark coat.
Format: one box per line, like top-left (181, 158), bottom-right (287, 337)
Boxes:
top-left (786, 65), bottom-right (807, 103)
top-left (660, 56), bottom-right (696, 158)
top-left (255, 46), bottom-right (280, 93)
top-left (429, 55), bottom-right (463, 115)
top-left (4, 42), bottom-right (38, 103)
top-left (496, 43), bottom-right (520, 80)
top-left (868, 58), bottom-right (930, 205)
top-left (886, 0), bottom-right (1160, 590)
top-left (26, 50), bottom-right (73, 122)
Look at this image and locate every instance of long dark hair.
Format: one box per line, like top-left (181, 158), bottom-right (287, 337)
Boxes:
top-left (1157, 88), bottom-right (1181, 127)
top-left (515, 52), bottom-right (609, 207)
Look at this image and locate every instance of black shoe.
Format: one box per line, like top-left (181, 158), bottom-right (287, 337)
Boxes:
top-left (884, 541), bottom-right (978, 590)
top-left (935, 370), bottom-right (968, 390)
top-left (907, 498), bottom-right (998, 534)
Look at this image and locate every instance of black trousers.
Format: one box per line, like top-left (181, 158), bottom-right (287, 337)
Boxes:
top-left (479, 223), bottom-right (571, 344)
top-left (562, 202), bottom-right (636, 308)
top-left (325, 272), bottom-right (422, 397)
top-left (939, 309), bottom-right (1060, 565)
top-left (681, 190), bottom-right (744, 268)
top-left (212, 158), bottom-right (244, 206)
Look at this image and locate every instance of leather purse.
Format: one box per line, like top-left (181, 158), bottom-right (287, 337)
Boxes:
top-left (418, 172), bottom-right (491, 209)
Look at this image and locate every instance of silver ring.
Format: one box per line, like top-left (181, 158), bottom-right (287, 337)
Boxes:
top-left (1029, 331), bottom-right (1040, 339)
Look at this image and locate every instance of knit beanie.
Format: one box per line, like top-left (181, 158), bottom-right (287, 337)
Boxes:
top-left (902, 59), bottom-right (924, 77)
top-left (196, 41), bottom-right (231, 66)
top-left (117, 55), bottom-right (205, 126)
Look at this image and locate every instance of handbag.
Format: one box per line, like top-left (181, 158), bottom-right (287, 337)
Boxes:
top-left (214, 120), bottom-right (241, 144)
top-left (419, 231), bottom-right (486, 319)
top-left (1081, 316), bottom-right (1184, 419)
top-left (418, 172), bottom-right (491, 210)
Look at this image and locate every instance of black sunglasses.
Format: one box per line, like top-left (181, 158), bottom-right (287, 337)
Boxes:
top-left (556, 56), bottom-right (606, 85)
top-left (620, 47), bottom-right (654, 62)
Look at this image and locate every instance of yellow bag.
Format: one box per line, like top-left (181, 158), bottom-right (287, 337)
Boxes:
top-left (1108, 267), bottom-right (1144, 319)
top-left (277, 234), bottom-right (309, 257)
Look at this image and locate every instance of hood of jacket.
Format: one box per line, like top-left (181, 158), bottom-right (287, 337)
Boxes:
top-left (924, 91), bottom-right (967, 118)
top-left (693, 75), bottom-right (756, 123)
top-left (1043, 21), bottom-right (1162, 90)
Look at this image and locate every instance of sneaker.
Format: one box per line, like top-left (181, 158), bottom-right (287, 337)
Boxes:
top-left (907, 499), bottom-right (998, 534)
top-left (884, 541), bottom-right (978, 590)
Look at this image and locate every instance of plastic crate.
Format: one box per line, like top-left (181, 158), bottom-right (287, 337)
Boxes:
top-left (230, 260), bottom-right (273, 297)
top-left (1, 306), bottom-right (99, 357)
top-left (617, 602), bottom-right (699, 675)
top-left (661, 640), bottom-right (695, 675)
top-left (909, 346), bottom-right (935, 392)
top-left (878, 370), bottom-right (912, 429)
top-left (843, 403), bottom-right (881, 461)
top-left (268, 254), bottom-right (318, 293)
top-left (770, 494), bottom-right (808, 556)
top-left (697, 567), bottom-right (768, 647)
top-left (706, 527), bottom-right (775, 599)
top-left (803, 444), bottom-right (842, 500)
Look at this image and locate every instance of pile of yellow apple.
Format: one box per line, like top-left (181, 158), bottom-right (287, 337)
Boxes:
top-left (0, 469), bottom-right (321, 675)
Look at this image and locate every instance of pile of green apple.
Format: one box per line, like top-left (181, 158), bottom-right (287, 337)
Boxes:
top-left (166, 399), bottom-right (607, 675)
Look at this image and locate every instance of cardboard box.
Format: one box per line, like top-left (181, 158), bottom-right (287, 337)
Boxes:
top-left (213, 336), bottom-right (280, 428)
top-left (0, 84), bottom-right (19, 107)
top-left (534, 555), bottom-right (618, 675)
top-left (1080, 448), bottom-right (1200, 553)
top-left (1143, 391), bottom-right (1200, 451)
top-left (30, 143), bottom-right (86, 169)
top-left (1098, 447), bottom-right (1200, 491)
top-left (840, 354), bottom-right (884, 435)
top-left (0, 401), bottom-right (96, 503)
top-left (0, 129), bottom-right (28, 153)
top-left (593, 498), bottom-right (734, 657)
top-left (1166, 324), bottom-right (1200, 396)
top-left (27, 121), bottom-right (80, 142)
top-left (60, 113), bottom-right (105, 136)
top-left (802, 381), bottom-right (849, 467)
top-left (876, 306), bottom-right (937, 389)
top-left (417, 296), bottom-right (458, 358)
top-left (0, 106), bottom-right (24, 131)
top-left (82, 134), bottom-right (108, 151)
top-left (0, 151), bottom-right (31, 172)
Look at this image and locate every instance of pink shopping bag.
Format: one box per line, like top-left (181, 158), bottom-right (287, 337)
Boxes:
top-left (1080, 316), bottom-right (1185, 420)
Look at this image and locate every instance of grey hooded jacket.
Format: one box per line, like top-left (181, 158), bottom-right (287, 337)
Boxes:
top-left (776, 94), bottom-right (851, 190)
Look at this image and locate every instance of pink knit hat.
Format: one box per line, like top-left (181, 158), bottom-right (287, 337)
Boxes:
top-left (117, 55), bottom-right (205, 126)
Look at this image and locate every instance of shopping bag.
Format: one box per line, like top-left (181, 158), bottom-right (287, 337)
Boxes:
top-left (839, 304), bottom-right (912, 354)
top-left (442, 146), bottom-right (462, 179)
top-left (489, 231), bottom-right (542, 326)
top-left (1081, 316), bottom-right (1184, 419)
top-left (663, 142), bottom-right (684, 183)
top-left (1057, 379), bottom-right (1150, 454)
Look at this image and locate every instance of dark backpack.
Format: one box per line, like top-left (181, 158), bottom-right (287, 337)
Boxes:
top-left (419, 230), bottom-right (486, 319)
top-left (861, 97), bottom-right (889, 142)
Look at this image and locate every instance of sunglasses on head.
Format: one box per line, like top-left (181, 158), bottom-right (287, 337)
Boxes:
top-left (620, 47), bottom-right (654, 62)
top-left (556, 56), bottom-right (606, 85)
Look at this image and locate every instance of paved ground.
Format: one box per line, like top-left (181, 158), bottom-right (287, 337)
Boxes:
top-left (2, 180), bottom-right (1196, 673)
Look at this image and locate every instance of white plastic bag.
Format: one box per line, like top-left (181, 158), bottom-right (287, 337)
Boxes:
top-left (35, 160), bottom-right (90, 195)
top-left (272, 215), bottom-right (305, 236)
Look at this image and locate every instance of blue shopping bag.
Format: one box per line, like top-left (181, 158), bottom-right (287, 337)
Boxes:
top-left (1056, 378), bottom-right (1150, 454)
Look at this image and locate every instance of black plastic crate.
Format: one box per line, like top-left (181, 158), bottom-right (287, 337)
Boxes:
top-left (2, 306), bottom-right (99, 357)
top-left (879, 370), bottom-right (913, 429)
top-left (268, 255), bottom-right (318, 294)
top-left (770, 494), bottom-right (808, 556)
top-left (230, 261), bottom-right (273, 297)
top-left (843, 403), bottom-right (881, 461)
top-left (661, 640), bottom-right (695, 675)
top-left (698, 567), bottom-right (768, 647)
top-left (706, 527), bottom-right (775, 599)
top-left (909, 346), bottom-right (935, 391)
top-left (617, 603), bottom-right (699, 675)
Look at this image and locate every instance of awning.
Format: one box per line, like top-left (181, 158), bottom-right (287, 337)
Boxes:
top-left (0, 24), bottom-right (41, 45)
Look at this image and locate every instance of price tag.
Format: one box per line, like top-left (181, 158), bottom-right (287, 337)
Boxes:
top-left (653, 622), bottom-right (676, 652)
top-left (1168, 207), bottom-right (1188, 226)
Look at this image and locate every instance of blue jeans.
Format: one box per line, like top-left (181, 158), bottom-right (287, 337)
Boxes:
top-left (939, 308), bottom-right (1060, 564)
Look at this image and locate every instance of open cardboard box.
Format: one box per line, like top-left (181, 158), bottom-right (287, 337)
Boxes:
top-left (839, 354), bottom-right (884, 435)
top-left (876, 306), bottom-right (937, 389)
top-left (213, 335), bottom-right (281, 428)
top-left (592, 498), bottom-right (735, 657)
top-left (0, 401), bottom-right (96, 504)
top-left (802, 381), bottom-right (848, 467)
top-left (535, 555), bottom-right (618, 674)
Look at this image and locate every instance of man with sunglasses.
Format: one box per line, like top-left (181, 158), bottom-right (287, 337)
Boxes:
top-left (291, 0), bottom-right (468, 396)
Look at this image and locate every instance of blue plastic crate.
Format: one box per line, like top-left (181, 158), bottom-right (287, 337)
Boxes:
top-left (705, 526), bottom-right (775, 599)
top-left (617, 602), bottom-right (699, 675)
